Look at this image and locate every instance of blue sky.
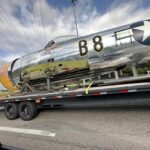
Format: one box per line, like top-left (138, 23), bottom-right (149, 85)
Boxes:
top-left (46, 0), bottom-right (150, 13)
top-left (0, 0), bottom-right (150, 89)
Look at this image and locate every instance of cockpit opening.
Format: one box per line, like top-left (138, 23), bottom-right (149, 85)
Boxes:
top-left (45, 35), bottom-right (77, 49)
top-left (45, 40), bottom-right (55, 49)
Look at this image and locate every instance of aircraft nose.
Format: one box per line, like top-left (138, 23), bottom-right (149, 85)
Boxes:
top-left (0, 64), bottom-right (17, 90)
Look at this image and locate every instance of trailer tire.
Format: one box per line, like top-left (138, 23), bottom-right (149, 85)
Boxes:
top-left (18, 102), bottom-right (38, 121)
top-left (4, 103), bottom-right (19, 120)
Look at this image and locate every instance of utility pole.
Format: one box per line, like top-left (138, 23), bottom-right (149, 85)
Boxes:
top-left (71, 0), bottom-right (79, 36)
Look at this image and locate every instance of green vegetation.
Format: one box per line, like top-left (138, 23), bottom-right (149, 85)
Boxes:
top-left (122, 66), bottom-right (133, 77)
top-left (121, 64), bottom-right (150, 77)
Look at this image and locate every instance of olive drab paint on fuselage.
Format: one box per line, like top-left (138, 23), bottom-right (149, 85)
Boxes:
top-left (21, 59), bottom-right (88, 80)
top-left (1, 19), bottom-right (150, 90)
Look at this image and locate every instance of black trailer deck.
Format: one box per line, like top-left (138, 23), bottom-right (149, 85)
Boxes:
top-left (1, 82), bottom-right (150, 121)
top-left (0, 82), bottom-right (150, 104)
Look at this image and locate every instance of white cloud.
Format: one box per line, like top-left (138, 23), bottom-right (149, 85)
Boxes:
top-left (0, 0), bottom-right (149, 66)
top-left (78, 0), bottom-right (150, 34)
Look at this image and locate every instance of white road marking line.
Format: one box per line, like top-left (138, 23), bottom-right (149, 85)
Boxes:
top-left (0, 126), bottom-right (56, 137)
top-left (0, 107), bottom-right (4, 110)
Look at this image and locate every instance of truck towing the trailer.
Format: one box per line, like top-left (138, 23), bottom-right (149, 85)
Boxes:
top-left (1, 19), bottom-right (150, 120)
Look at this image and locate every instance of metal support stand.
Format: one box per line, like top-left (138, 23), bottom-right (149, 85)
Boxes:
top-left (114, 71), bottom-right (119, 79)
top-left (47, 78), bottom-right (51, 90)
top-left (98, 75), bottom-right (101, 80)
top-left (20, 82), bottom-right (35, 93)
top-left (132, 65), bottom-right (138, 77)
top-left (108, 73), bottom-right (111, 78)
top-left (119, 70), bottom-right (123, 76)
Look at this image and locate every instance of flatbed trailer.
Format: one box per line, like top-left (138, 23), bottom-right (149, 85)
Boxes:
top-left (1, 82), bottom-right (150, 121)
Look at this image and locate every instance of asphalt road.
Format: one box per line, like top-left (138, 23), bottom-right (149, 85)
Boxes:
top-left (0, 106), bottom-right (150, 150)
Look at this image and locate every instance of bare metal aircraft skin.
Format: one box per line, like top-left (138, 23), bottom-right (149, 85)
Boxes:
top-left (0, 19), bottom-right (150, 91)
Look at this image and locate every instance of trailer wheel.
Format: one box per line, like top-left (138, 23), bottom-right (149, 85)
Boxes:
top-left (18, 102), bottom-right (38, 121)
top-left (4, 103), bottom-right (19, 120)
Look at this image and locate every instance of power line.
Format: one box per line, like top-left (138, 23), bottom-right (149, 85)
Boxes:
top-left (71, 0), bottom-right (79, 36)
top-left (0, 10), bottom-right (19, 44)
top-left (0, 29), bottom-right (17, 51)
top-left (35, 0), bottom-right (45, 46)
top-left (30, 0), bottom-right (44, 48)
top-left (40, 0), bottom-right (46, 45)
top-left (1, 0), bottom-right (40, 52)
top-left (0, 0), bottom-right (51, 53)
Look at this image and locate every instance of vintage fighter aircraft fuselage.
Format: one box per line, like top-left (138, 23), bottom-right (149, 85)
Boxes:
top-left (1, 19), bottom-right (150, 92)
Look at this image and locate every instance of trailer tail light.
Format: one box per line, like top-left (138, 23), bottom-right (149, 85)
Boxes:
top-left (35, 97), bottom-right (41, 103)
top-left (93, 92), bottom-right (101, 96)
top-left (120, 90), bottom-right (128, 93)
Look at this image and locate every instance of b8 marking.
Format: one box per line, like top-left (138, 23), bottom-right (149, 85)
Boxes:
top-left (79, 36), bottom-right (103, 56)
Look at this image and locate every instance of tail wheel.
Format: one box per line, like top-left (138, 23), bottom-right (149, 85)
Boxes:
top-left (18, 102), bottom-right (38, 121)
top-left (4, 103), bottom-right (19, 120)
